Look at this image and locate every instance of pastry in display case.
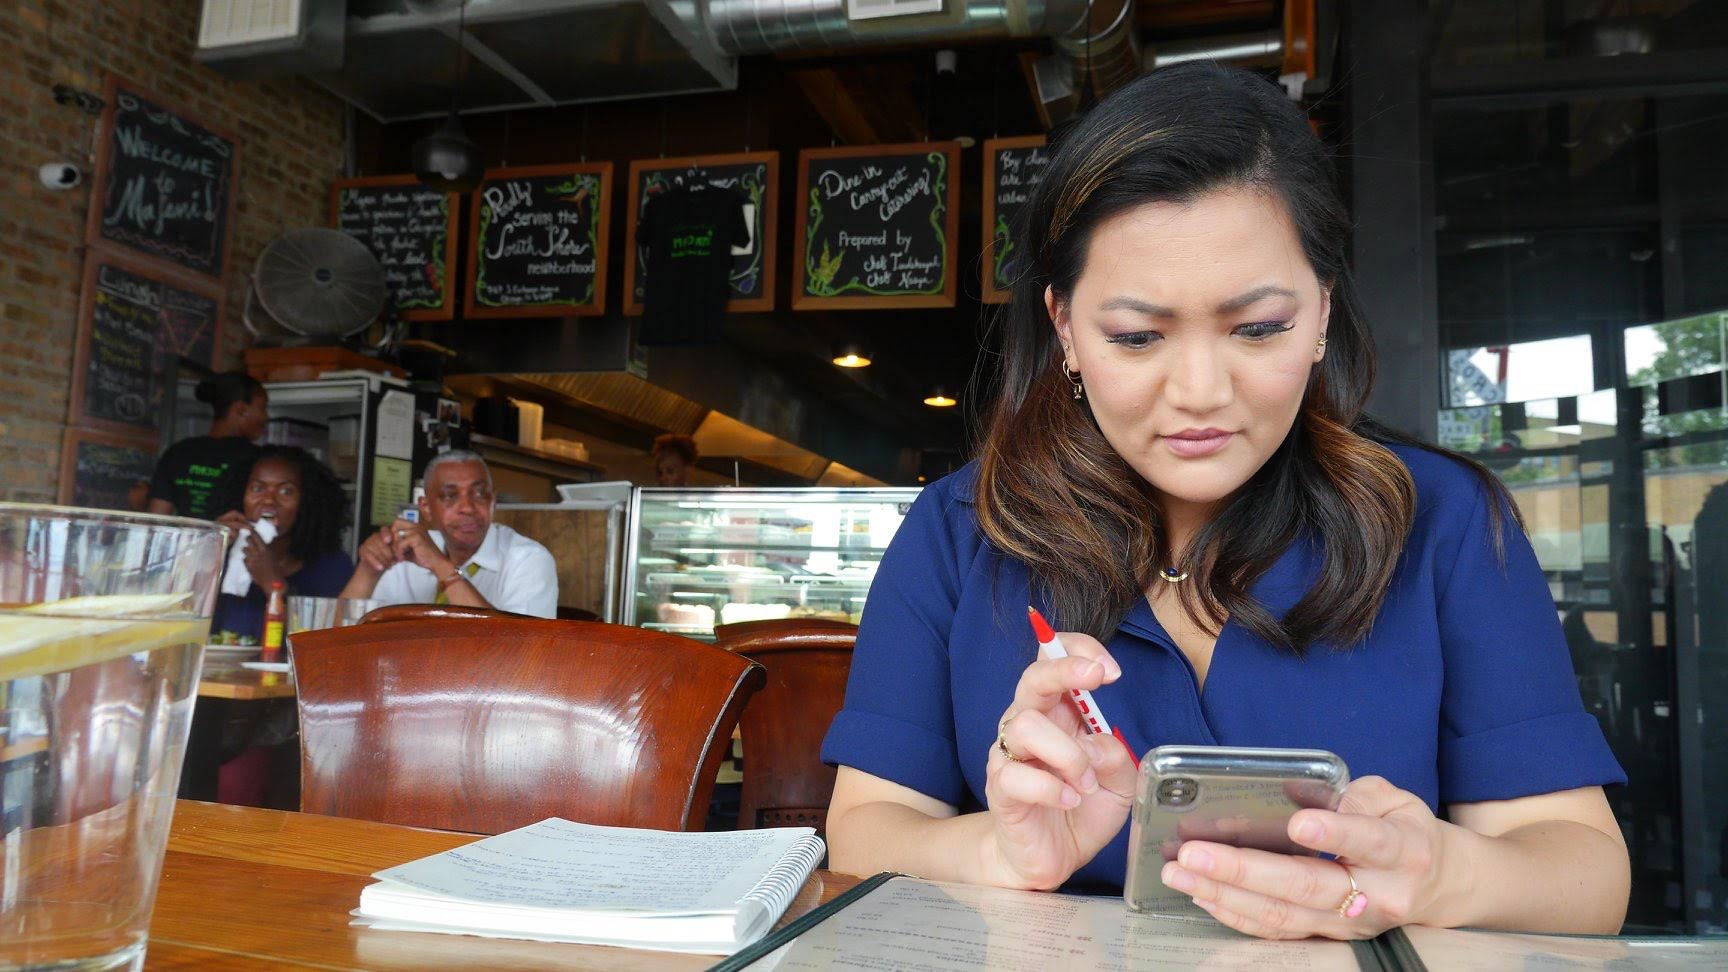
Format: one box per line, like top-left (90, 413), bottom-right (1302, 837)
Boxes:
top-left (625, 487), bottom-right (922, 640)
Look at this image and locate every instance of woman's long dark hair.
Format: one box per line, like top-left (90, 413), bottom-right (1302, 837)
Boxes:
top-left (212, 446), bottom-right (348, 564)
top-left (975, 63), bottom-right (1513, 654)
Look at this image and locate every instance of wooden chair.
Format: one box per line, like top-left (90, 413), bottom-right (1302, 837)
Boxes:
top-left (714, 619), bottom-right (857, 835)
top-left (359, 604), bottom-right (528, 624)
top-left (290, 618), bottom-right (765, 834)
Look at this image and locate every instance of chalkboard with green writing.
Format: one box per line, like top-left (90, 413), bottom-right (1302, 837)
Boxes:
top-left (59, 430), bottom-right (158, 511)
top-left (624, 152), bottom-right (779, 314)
top-left (982, 136), bottom-right (1049, 304)
top-left (88, 77), bottom-right (238, 280)
top-left (72, 256), bottom-right (221, 435)
top-left (333, 176), bottom-right (458, 320)
top-left (466, 163), bottom-right (613, 318)
top-left (794, 142), bottom-right (960, 310)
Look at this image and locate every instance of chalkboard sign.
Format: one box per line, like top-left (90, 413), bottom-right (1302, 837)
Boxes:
top-left (794, 143), bottom-right (960, 310)
top-left (466, 163), bottom-right (613, 318)
top-left (87, 77), bottom-right (238, 280)
top-left (982, 136), bottom-right (1049, 304)
top-left (623, 152), bottom-right (779, 315)
top-left (58, 429), bottom-right (158, 511)
top-left (70, 255), bottom-right (222, 435)
top-left (332, 176), bottom-right (458, 320)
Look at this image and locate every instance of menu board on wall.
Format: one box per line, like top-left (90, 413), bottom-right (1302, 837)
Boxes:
top-left (793, 142), bottom-right (960, 311)
top-left (69, 255), bottom-right (222, 436)
top-left (623, 152), bottom-right (779, 315)
top-left (57, 428), bottom-right (159, 511)
top-left (87, 76), bottom-right (238, 281)
top-left (982, 136), bottom-right (1049, 304)
top-left (466, 163), bottom-right (613, 318)
top-left (332, 175), bottom-right (458, 320)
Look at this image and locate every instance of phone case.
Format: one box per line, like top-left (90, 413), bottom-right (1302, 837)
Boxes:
top-left (1123, 746), bottom-right (1349, 916)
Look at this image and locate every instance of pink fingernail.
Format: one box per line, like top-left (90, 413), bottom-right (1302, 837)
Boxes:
top-left (1296, 819), bottom-right (1323, 842)
top-left (1060, 787), bottom-right (1081, 809)
top-left (1346, 894), bottom-right (1369, 919)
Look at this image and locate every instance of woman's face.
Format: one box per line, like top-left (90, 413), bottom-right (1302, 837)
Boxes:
top-left (1049, 188), bottom-right (1330, 514)
top-left (238, 391), bottom-right (270, 440)
top-left (242, 458), bottom-right (302, 535)
top-left (655, 454), bottom-right (690, 487)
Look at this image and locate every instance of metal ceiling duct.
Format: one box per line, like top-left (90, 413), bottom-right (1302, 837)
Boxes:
top-left (704, 0), bottom-right (1089, 55)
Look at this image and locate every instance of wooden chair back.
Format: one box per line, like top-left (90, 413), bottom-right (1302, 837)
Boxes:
top-left (291, 618), bottom-right (764, 834)
top-left (714, 620), bottom-right (857, 835)
top-left (358, 604), bottom-right (525, 624)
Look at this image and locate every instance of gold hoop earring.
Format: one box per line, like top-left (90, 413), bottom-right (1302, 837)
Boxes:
top-left (1317, 336), bottom-right (1328, 353)
top-left (1063, 363), bottom-right (1084, 400)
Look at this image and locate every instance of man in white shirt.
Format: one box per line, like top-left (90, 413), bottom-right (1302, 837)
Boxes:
top-left (339, 451), bottom-right (558, 617)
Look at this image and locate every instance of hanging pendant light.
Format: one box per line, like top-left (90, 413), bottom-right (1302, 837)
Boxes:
top-left (413, 0), bottom-right (483, 193)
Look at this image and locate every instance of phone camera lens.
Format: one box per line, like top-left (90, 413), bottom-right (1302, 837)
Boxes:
top-left (1157, 778), bottom-right (1198, 808)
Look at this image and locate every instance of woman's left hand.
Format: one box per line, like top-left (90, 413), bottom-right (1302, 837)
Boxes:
top-left (1158, 776), bottom-right (1452, 940)
top-left (241, 531), bottom-right (289, 589)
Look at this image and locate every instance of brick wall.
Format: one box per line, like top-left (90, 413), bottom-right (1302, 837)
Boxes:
top-left (0, 0), bottom-right (344, 502)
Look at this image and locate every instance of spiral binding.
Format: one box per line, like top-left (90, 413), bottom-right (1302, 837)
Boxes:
top-left (738, 834), bottom-right (826, 919)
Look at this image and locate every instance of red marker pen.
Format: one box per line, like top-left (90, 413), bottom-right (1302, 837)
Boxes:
top-left (1028, 606), bottom-right (1138, 762)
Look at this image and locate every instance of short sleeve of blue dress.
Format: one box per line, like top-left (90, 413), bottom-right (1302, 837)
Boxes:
top-left (821, 447), bottom-right (1623, 890)
top-left (1417, 451), bottom-right (1626, 804)
top-left (820, 476), bottom-right (975, 806)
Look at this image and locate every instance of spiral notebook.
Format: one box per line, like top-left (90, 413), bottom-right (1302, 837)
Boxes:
top-left (351, 817), bottom-right (824, 954)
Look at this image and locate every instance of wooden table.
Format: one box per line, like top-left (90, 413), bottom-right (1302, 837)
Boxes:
top-left (147, 801), bottom-right (859, 970)
top-left (198, 656), bottom-right (296, 701)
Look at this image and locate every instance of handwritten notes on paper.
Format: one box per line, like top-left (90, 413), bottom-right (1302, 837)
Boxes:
top-left (794, 143), bottom-right (960, 310)
top-left (467, 164), bottom-right (613, 317)
top-left (982, 137), bottom-right (1050, 303)
top-left (93, 82), bottom-right (235, 278)
top-left (334, 178), bottom-right (457, 319)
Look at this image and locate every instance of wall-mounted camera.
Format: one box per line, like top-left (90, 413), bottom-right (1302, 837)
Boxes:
top-left (39, 163), bottom-right (82, 191)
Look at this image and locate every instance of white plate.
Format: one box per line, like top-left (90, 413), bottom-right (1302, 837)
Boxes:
top-left (240, 661), bottom-right (291, 673)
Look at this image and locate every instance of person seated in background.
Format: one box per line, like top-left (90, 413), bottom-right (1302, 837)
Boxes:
top-left (652, 433), bottom-right (699, 486)
top-left (210, 446), bottom-right (353, 641)
top-left (340, 450), bottom-right (557, 618)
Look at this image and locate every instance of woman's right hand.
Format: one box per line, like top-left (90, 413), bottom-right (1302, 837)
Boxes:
top-left (983, 632), bottom-right (1139, 890)
top-left (214, 511), bottom-right (250, 544)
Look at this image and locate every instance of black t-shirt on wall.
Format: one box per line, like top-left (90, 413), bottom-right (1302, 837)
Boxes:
top-left (148, 435), bottom-right (258, 519)
top-left (638, 184), bottom-right (750, 346)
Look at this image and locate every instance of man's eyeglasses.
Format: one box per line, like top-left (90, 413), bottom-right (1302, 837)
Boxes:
top-left (432, 486), bottom-right (493, 506)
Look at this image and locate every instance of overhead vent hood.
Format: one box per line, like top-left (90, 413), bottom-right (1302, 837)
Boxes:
top-left (200, 0), bottom-right (1108, 123)
top-left (249, 0), bottom-right (739, 122)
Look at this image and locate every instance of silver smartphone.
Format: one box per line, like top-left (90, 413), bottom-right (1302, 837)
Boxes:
top-left (1124, 746), bottom-right (1349, 915)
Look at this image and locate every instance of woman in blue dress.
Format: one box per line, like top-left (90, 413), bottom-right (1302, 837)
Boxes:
top-left (821, 64), bottom-right (1630, 939)
top-left (210, 446), bottom-right (354, 640)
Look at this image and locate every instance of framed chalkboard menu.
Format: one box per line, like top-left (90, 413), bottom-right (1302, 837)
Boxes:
top-left (623, 152), bottom-right (779, 315)
top-left (982, 136), bottom-right (1049, 305)
top-left (793, 142), bottom-right (961, 311)
top-left (57, 428), bottom-right (159, 511)
top-left (69, 254), bottom-right (223, 436)
top-left (86, 76), bottom-right (239, 281)
top-left (466, 163), bottom-right (613, 318)
top-left (332, 175), bottom-right (459, 320)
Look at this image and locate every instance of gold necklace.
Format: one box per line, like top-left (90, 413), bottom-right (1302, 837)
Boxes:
top-left (1159, 566), bottom-right (1190, 583)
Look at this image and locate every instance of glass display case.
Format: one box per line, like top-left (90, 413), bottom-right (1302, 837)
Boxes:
top-left (625, 487), bottom-right (922, 640)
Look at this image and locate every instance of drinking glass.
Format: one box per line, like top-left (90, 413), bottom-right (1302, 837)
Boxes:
top-left (0, 504), bottom-right (225, 971)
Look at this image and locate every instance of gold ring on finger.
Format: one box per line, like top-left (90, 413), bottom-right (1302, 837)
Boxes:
top-left (996, 716), bottom-right (1029, 763)
top-left (1335, 864), bottom-right (1368, 919)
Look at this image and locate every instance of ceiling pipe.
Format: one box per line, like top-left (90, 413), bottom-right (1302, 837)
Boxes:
top-left (704, 0), bottom-right (1089, 55)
